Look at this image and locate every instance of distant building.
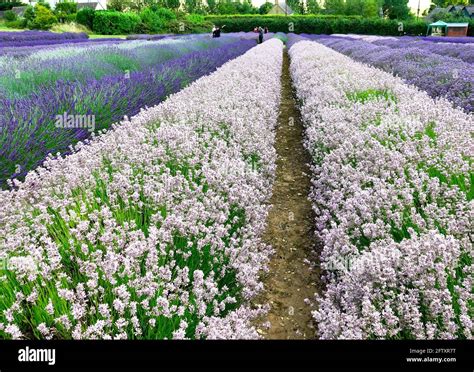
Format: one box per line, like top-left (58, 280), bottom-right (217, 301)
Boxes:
top-left (426, 7), bottom-right (445, 21)
top-left (461, 5), bottom-right (474, 18)
top-left (427, 20), bottom-right (469, 37)
top-left (267, 0), bottom-right (293, 15)
top-left (427, 4), bottom-right (474, 21)
top-left (446, 5), bottom-right (465, 13)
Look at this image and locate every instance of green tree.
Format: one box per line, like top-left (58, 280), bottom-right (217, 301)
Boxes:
top-left (4, 9), bottom-right (17, 21)
top-left (216, 0), bottom-right (236, 14)
top-left (166, 0), bottom-right (180, 11)
top-left (432, 0), bottom-right (469, 5)
top-left (258, 1), bottom-right (273, 14)
top-left (28, 4), bottom-right (57, 30)
top-left (383, 0), bottom-right (411, 19)
top-left (108, 0), bottom-right (132, 11)
top-left (207, 0), bottom-right (217, 13)
top-left (139, 7), bottom-right (164, 32)
top-left (236, 0), bottom-right (257, 14)
top-left (344, 0), bottom-right (358, 15)
top-left (185, 0), bottom-right (197, 13)
top-left (306, 0), bottom-right (321, 14)
top-left (344, 0), bottom-right (381, 17)
top-left (23, 5), bottom-right (35, 22)
top-left (287, 0), bottom-right (303, 14)
top-left (324, 0), bottom-right (345, 14)
top-left (363, 0), bottom-right (380, 17)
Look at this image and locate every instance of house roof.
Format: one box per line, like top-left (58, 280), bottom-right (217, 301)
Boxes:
top-left (77, 2), bottom-right (98, 9)
top-left (427, 5), bottom-right (474, 21)
top-left (429, 21), bottom-right (448, 26)
top-left (464, 6), bottom-right (474, 15)
top-left (426, 7), bottom-right (445, 20)
top-left (446, 23), bottom-right (469, 27)
top-left (429, 7), bottom-right (444, 14)
top-left (447, 5), bottom-right (464, 12)
top-left (429, 21), bottom-right (468, 28)
top-left (269, 2), bottom-right (293, 14)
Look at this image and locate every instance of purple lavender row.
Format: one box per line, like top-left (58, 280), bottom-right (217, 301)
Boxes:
top-left (0, 37), bottom-right (125, 52)
top-left (126, 32), bottom-right (276, 42)
top-left (0, 30), bottom-right (88, 42)
top-left (127, 34), bottom-right (173, 40)
top-left (371, 36), bottom-right (474, 64)
top-left (286, 33), bottom-right (309, 50)
top-left (1, 39), bottom-right (255, 189)
top-left (0, 39), bottom-right (126, 58)
top-left (313, 36), bottom-right (474, 113)
top-left (424, 36), bottom-right (474, 44)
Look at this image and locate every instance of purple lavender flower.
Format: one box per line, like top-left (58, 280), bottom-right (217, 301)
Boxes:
top-left (0, 38), bottom-right (255, 188)
top-left (315, 36), bottom-right (473, 113)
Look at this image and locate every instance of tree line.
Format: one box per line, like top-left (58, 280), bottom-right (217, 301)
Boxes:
top-left (105, 0), bottom-right (474, 20)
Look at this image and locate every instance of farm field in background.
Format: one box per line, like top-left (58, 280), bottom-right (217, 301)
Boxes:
top-left (0, 29), bottom-right (472, 342)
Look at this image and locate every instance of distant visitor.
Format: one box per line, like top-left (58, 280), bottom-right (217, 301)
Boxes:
top-left (212, 25), bottom-right (225, 38)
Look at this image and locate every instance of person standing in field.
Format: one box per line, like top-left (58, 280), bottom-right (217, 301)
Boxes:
top-left (212, 25), bottom-right (224, 38)
top-left (258, 26), bottom-right (264, 44)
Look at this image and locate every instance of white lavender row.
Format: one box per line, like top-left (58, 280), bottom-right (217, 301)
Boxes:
top-left (289, 40), bottom-right (473, 340)
top-left (0, 39), bottom-right (284, 340)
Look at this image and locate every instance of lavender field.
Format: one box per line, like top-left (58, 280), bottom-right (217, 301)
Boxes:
top-left (0, 30), bottom-right (472, 341)
top-left (0, 33), bottom-right (254, 187)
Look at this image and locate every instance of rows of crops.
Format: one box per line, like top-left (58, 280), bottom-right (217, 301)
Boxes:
top-left (327, 34), bottom-right (474, 64)
top-left (371, 37), bottom-right (474, 64)
top-left (0, 35), bottom-right (254, 188)
top-left (309, 34), bottom-right (473, 113)
top-left (0, 30), bottom-right (472, 340)
top-left (289, 39), bottom-right (472, 339)
top-left (0, 38), bottom-right (283, 340)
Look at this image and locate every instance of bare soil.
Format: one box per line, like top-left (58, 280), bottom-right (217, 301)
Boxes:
top-left (253, 49), bottom-right (322, 339)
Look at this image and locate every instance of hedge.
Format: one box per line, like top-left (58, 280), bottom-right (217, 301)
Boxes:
top-left (4, 9), bottom-right (16, 21)
top-left (92, 11), bottom-right (141, 35)
top-left (167, 18), bottom-right (213, 34)
top-left (204, 15), bottom-right (428, 36)
top-left (76, 7), bottom-right (95, 29)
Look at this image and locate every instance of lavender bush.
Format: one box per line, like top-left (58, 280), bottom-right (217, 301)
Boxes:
top-left (330, 34), bottom-right (474, 64)
top-left (126, 34), bottom-right (172, 40)
top-left (425, 36), bottom-right (474, 44)
top-left (0, 39), bottom-right (284, 340)
top-left (0, 36), bottom-right (253, 188)
top-left (290, 40), bottom-right (473, 339)
top-left (0, 37), bottom-right (122, 50)
top-left (369, 37), bottom-right (474, 64)
top-left (0, 39), bottom-right (127, 58)
top-left (0, 31), bottom-right (89, 45)
top-left (314, 36), bottom-right (474, 113)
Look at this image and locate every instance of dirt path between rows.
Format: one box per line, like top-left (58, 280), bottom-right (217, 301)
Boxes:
top-left (253, 48), bottom-right (322, 339)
